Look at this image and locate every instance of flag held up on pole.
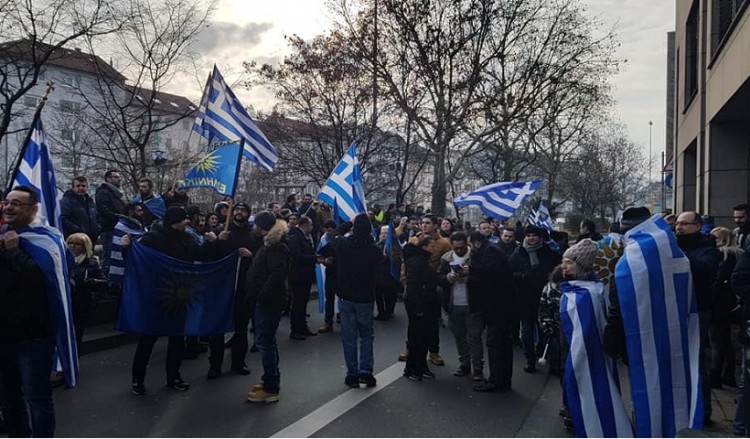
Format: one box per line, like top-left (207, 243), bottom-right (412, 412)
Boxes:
top-left (453, 180), bottom-right (542, 221)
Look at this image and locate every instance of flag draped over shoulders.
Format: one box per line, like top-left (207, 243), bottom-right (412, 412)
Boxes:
top-left (109, 217), bottom-right (145, 284)
top-left (18, 226), bottom-right (78, 387)
top-left (116, 241), bottom-right (239, 336)
top-left (560, 280), bottom-right (632, 438)
top-left (615, 214), bottom-right (702, 437)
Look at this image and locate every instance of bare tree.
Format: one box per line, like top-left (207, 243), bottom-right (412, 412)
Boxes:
top-left (0, 0), bottom-right (123, 152)
top-left (73, 0), bottom-right (216, 192)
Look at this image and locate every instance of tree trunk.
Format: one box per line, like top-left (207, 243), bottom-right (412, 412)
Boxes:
top-left (430, 147), bottom-right (447, 216)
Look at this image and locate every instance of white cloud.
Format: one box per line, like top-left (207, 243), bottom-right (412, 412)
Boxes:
top-left (171, 0), bottom-right (675, 165)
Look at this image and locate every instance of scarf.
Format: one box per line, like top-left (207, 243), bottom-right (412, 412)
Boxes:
top-left (524, 241), bottom-right (543, 267)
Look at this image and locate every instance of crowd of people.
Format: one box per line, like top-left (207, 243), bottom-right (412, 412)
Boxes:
top-left (3, 168), bottom-right (750, 436)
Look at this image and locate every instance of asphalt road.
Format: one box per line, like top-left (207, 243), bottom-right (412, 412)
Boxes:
top-left (54, 302), bottom-right (572, 438)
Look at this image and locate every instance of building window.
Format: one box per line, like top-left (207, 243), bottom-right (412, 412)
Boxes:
top-left (712, 0), bottom-right (749, 56)
top-left (23, 95), bottom-right (39, 108)
top-left (61, 129), bottom-right (77, 141)
top-left (684, 1), bottom-right (699, 109)
top-left (59, 100), bottom-right (81, 114)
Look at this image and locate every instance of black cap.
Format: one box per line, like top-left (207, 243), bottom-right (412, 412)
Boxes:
top-left (164, 206), bottom-right (189, 227)
top-left (524, 225), bottom-right (544, 236)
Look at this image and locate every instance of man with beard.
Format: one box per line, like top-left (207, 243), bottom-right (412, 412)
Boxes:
top-left (675, 211), bottom-right (722, 425)
top-left (207, 202), bottom-right (261, 378)
top-left (132, 178), bottom-right (166, 228)
top-left (498, 227), bottom-right (518, 258)
top-left (734, 203), bottom-right (750, 249)
top-left (95, 169), bottom-right (126, 275)
top-left (510, 225), bottom-right (561, 373)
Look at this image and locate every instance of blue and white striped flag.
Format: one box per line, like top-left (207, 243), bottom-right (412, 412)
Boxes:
top-left (16, 226), bottom-right (78, 387)
top-left (109, 217), bottom-right (146, 284)
top-left (10, 114), bottom-right (61, 228)
top-left (317, 142), bottom-right (367, 223)
top-left (193, 65), bottom-right (279, 171)
top-left (529, 201), bottom-right (554, 231)
top-left (454, 180), bottom-right (542, 221)
top-left (615, 214), bottom-right (702, 437)
top-left (315, 232), bottom-right (331, 314)
top-left (561, 280), bottom-right (633, 438)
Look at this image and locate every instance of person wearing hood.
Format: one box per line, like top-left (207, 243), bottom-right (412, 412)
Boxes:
top-left (245, 212), bottom-right (290, 403)
top-left (60, 176), bottom-right (100, 244)
top-left (675, 211), bottom-right (722, 425)
top-left (510, 224), bottom-right (561, 373)
top-left (332, 213), bottom-right (384, 388)
top-left (95, 169), bottom-right (126, 275)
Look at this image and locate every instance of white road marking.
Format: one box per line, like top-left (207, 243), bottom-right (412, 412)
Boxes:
top-left (270, 362), bottom-right (405, 438)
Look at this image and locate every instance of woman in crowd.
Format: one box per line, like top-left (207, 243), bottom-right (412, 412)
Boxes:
top-left (439, 218), bottom-right (455, 238)
top-left (66, 233), bottom-right (108, 346)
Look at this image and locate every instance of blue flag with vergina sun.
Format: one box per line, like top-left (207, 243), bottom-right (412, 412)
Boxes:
top-left (116, 241), bottom-right (239, 336)
top-left (182, 140), bottom-right (244, 197)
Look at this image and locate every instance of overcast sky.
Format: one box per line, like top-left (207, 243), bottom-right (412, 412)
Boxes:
top-left (181, 0), bottom-right (676, 163)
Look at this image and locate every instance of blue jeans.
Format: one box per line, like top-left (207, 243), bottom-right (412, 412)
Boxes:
top-left (255, 305), bottom-right (282, 393)
top-left (339, 299), bottom-right (375, 378)
top-left (0, 337), bottom-right (56, 438)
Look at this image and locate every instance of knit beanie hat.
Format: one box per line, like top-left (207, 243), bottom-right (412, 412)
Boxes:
top-left (563, 239), bottom-right (598, 271)
top-left (254, 211), bottom-right (277, 231)
top-left (164, 206), bottom-right (189, 227)
top-left (352, 213), bottom-right (372, 238)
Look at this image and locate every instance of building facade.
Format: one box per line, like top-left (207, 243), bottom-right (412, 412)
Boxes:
top-left (672, 0), bottom-right (750, 224)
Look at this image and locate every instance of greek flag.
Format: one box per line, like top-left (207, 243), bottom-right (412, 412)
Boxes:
top-left (10, 114), bottom-right (61, 228)
top-left (109, 217), bottom-right (145, 284)
top-left (560, 280), bottom-right (632, 438)
top-left (193, 65), bottom-right (279, 171)
top-left (16, 226), bottom-right (78, 387)
top-left (615, 214), bottom-right (702, 437)
top-left (454, 180), bottom-right (542, 221)
top-left (384, 220), bottom-right (401, 281)
top-left (529, 201), bottom-right (554, 231)
top-left (317, 143), bottom-right (367, 222)
top-left (315, 232), bottom-right (331, 314)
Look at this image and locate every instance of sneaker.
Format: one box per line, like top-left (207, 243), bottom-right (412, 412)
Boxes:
top-left (403, 370), bottom-right (422, 381)
top-left (345, 376), bottom-right (360, 388)
top-left (428, 352), bottom-right (445, 366)
top-left (231, 364), bottom-right (251, 375)
top-left (398, 351), bottom-right (408, 362)
top-left (247, 388), bottom-right (279, 403)
top-left (207, 368), bottom-right (221, 380)
top-left (166, 378), bottom-right (190, 391)
top-left (452, 366), bottom-right (470, 377)
top-left (131, 381), bottom-right (146, 396)
top-left (472, 370), bottom-right (485, 382)
top-left (318, 324), bottom-right (333, 334)
top-left (252, 383), bottom-right (264, 391)
top-left (421, 370), bottom-right (436, 380)
top-left (563, 416), bottom-right (575, 431)
top-left (473, 382), bottom-right (498, 393)
top-left (358, 373), bottom-right (377, 387)
top-left (290, 332), bottom-right (307, 341)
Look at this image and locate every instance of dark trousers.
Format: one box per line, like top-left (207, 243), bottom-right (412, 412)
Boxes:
top-left (699, 311), bottom-right (712, 420)
top-left (290, 280), bottom-right (312, 333)
top-left (209, 290), bottom-right (254, 370)
top-left (324, 282), bottom-right (337, 326)
top-left (375, 284), bottom-right (397, 318)
top-left (132, 335), bottom-right (184, 384)
top-left (428, 300), bottom-right (440, 354)
top-left (486, 321), bottom-right (514, 389)
top-left (710, 321), bottom-right (736, 381)
top-left (405, 301), bottom-right (431, 374)
top-left (255, 306), bottom-right (282, 393)
top-left (0, 337), bottom-right (55, 438)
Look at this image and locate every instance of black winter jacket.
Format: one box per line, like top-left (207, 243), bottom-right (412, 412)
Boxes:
top-left (94, 183), bottom-right (126, 232)
top-left (510, 244), bottom-right (561, 319)
top-left (71, 257), bottom-right (108, 315)
top-left (0, 242), bottom-right (52, 344)
top-left (60, 190), bottom-right (101, 242)
top-left (332, 235), bottom-right (383, 303)
top-left (288, 226), bottom-right (316, 284)
top-left (469, 241), bottom-right (516, 324)
top-left (218, 221), bottom-right (263, 290)
top-left (732, 250), bottom-right (750, 322)
top-left (677, 233), bottom-right (722, 312)
top-left (402, 243), bottom-right (437, 315)
top-left (246, 221), bottom-right (290, 310)
top-left (139, 224), bottom-right (223, 262)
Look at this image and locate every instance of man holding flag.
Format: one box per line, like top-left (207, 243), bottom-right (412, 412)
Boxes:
top-left (0, 186), bottom-right (66, 437)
